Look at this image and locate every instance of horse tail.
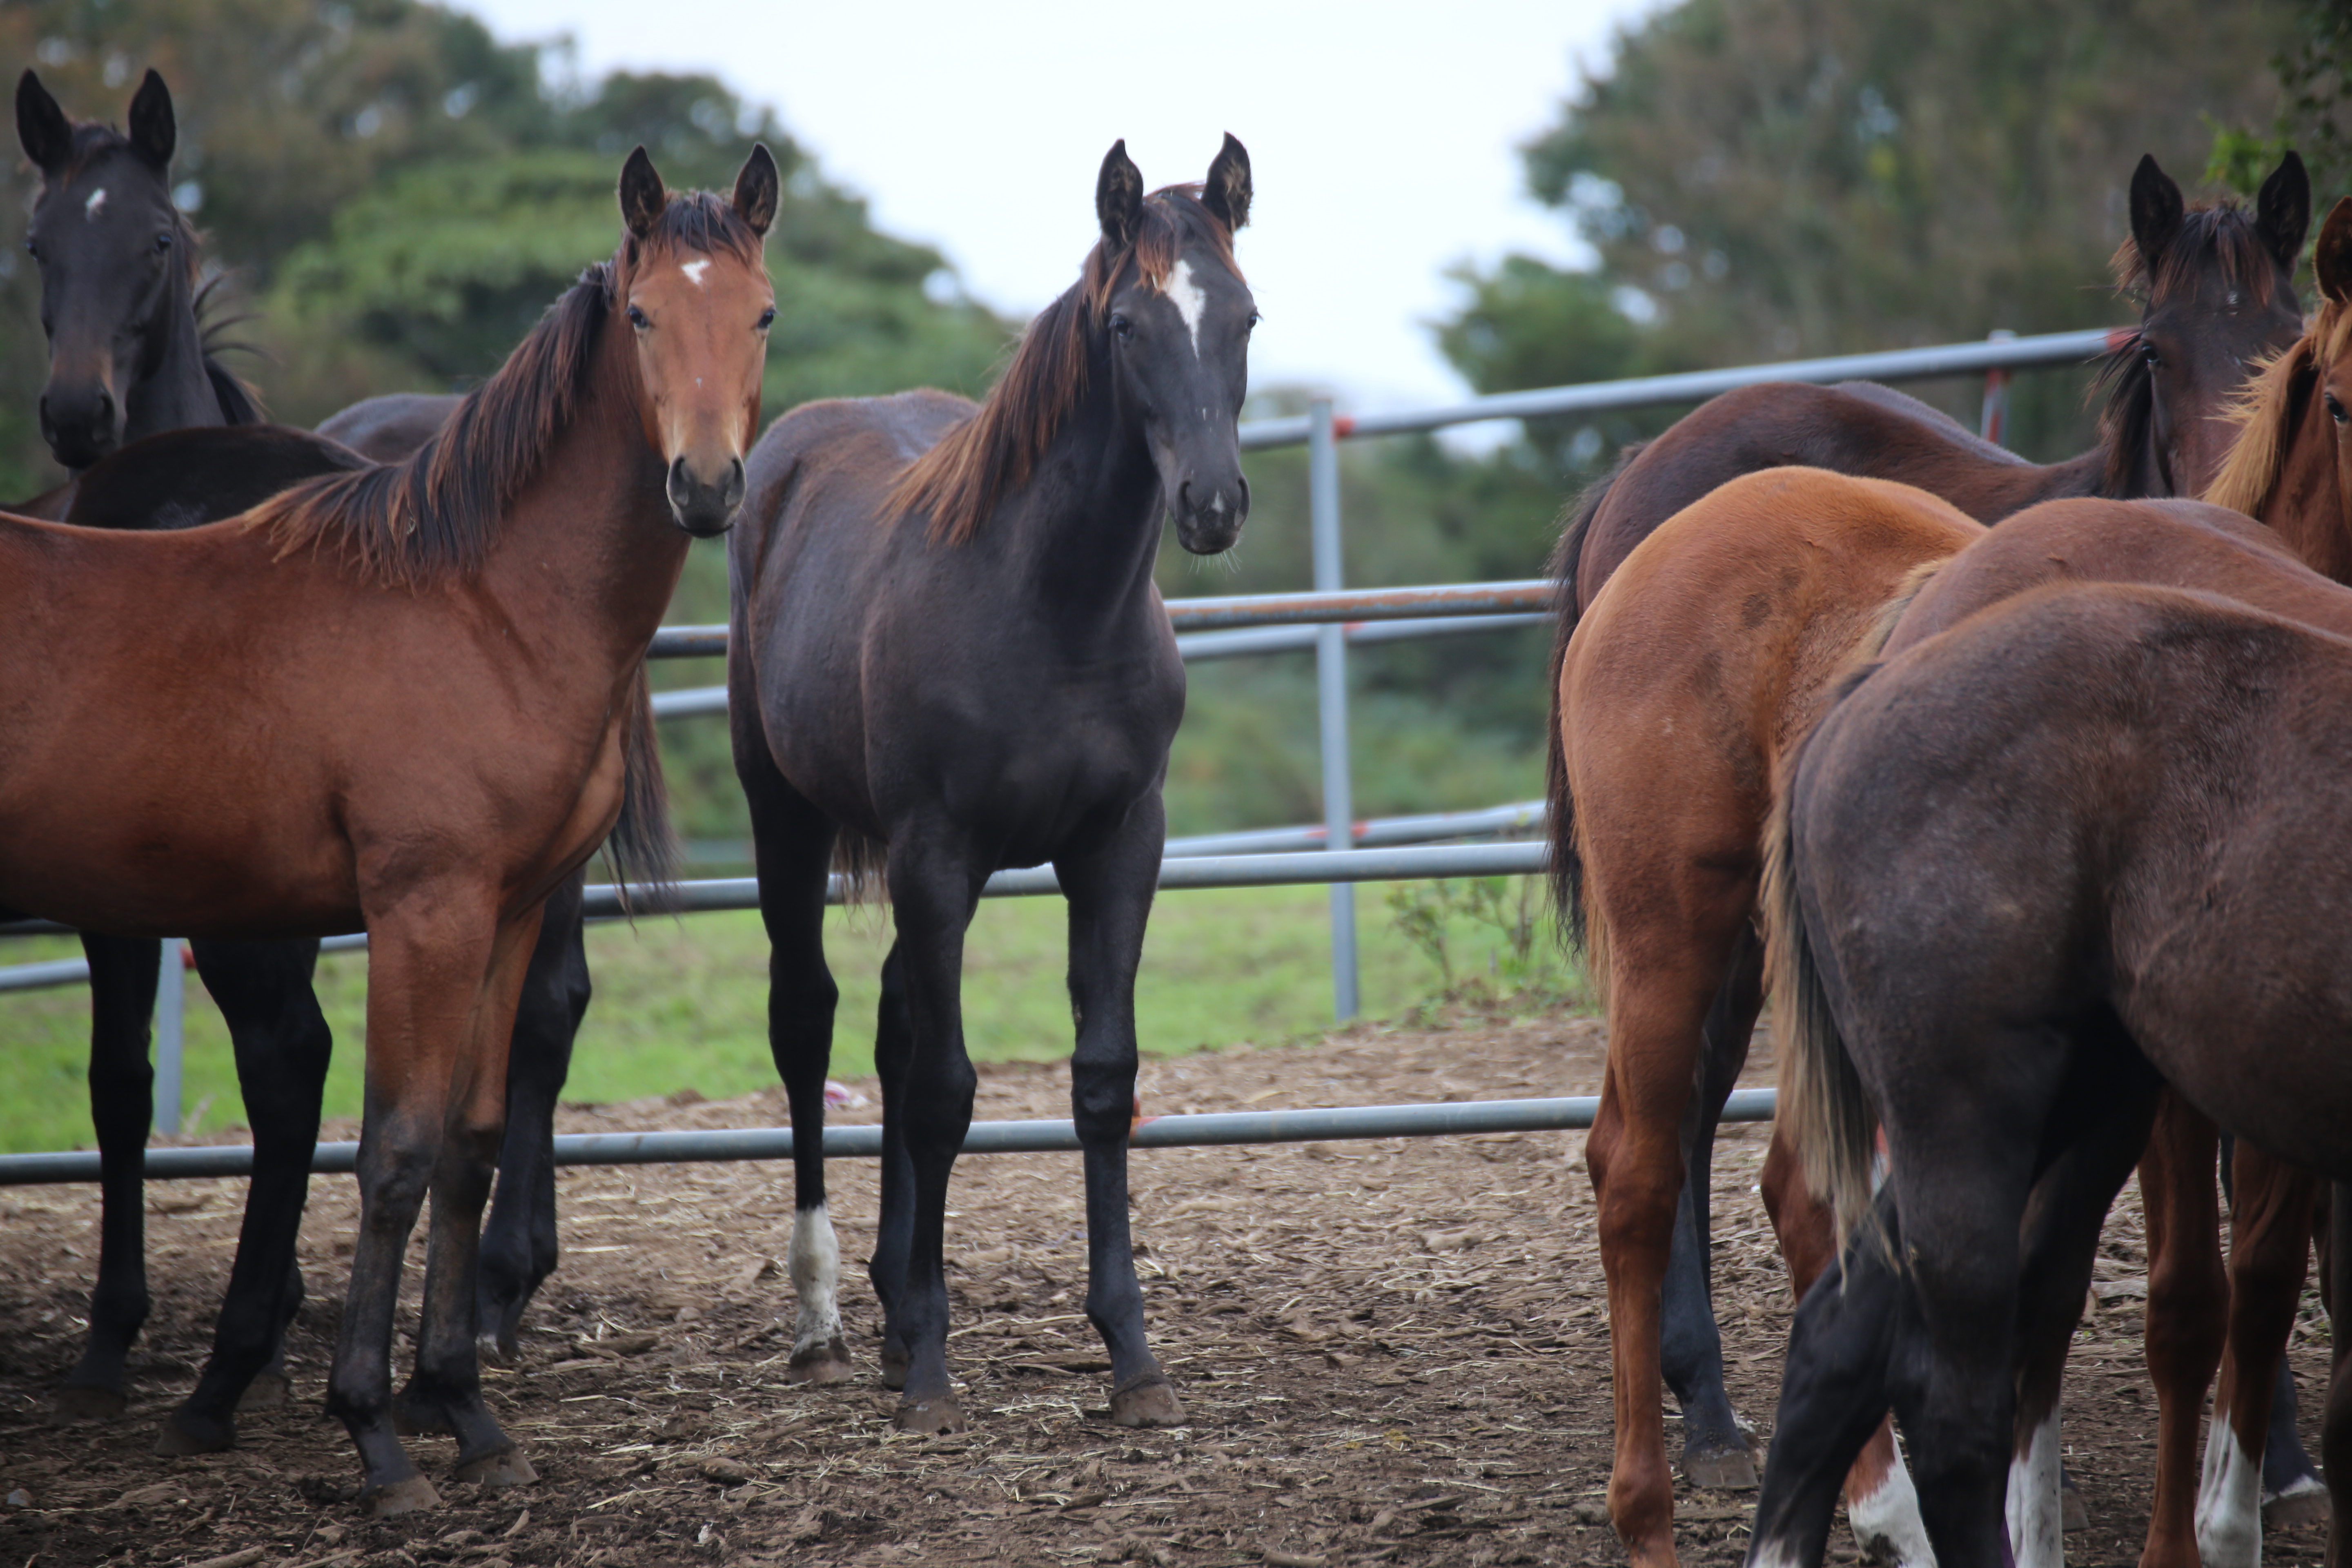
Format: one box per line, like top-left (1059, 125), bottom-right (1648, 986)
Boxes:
top-left (831, 829), bottom-right (890, 908)
top-left (1544, 443), bottom-right (1643, 955)
top-left (1763, 674), bottom-right (1881, 1254)
top-left (606, 665), bottom-right (681, 913)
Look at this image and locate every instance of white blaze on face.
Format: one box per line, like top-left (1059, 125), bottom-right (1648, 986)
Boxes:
top-left (2196, 1418), bottom-right (2264, 1568)
top-left (681, 258), bottom-right (712, 288)
top-left (83, 187), bottom-right (107, 220)
top-left (1165, 258), bottom-right (1207, 357)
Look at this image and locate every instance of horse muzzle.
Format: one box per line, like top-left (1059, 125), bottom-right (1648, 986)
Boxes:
top-left (1173, 474), bottom-right (1248, 556)
top-left (39, 380), bottom-right (124, 471)
top-left (666, 454), bottom-right (745, 538)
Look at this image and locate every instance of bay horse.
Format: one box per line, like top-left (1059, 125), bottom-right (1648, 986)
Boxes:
top-left (1752, 578), bottom-right (2352, 1568)
top-left (12, 70), bottom-right (606, 1454)
top-left (1551, 151), bottom-right (2310, 1567)
top-left (728, 136), bottom-right (1254, 1432)
top-left (0, 144), bottom-right (776, 1513)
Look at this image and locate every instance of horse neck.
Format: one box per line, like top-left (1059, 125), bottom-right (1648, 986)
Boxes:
top-left (477, 334), bottom-right (692, 676)
top-left (993, 385), bottom-right (1168, 635)
top-left (120, 272), bottom-right (227, 446)
top-left (2258, 386), bottom-right (2352, 585)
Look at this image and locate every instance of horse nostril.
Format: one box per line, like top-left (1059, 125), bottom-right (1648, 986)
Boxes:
top-left (1177, 479), bottom-right (1194, 514)
top-left (94, 388), bottom-right (112, 423)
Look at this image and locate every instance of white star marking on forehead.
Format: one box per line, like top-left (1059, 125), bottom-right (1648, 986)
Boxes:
top-left (1165, 258), bottom-right (1207, 357)
top-left (681, 259), bottom-right (711, 287)
top-left (83, 188), bottom-right (107, 220)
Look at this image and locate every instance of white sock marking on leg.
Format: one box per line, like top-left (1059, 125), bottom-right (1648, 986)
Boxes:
top-left (2197, 1420), bottom-right (2264, 1568)
top-left (788, 1203), bottom-right (843, 1356)
top-left (1849, 1437), bottom-right (1937, 1568)
top-left (2005, 1410), bottom-right (2064, 1568)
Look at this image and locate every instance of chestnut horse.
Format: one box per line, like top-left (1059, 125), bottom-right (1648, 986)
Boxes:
top-left (1754, 578), bottom-right (2352, 1568)
top-left (1551, 154), bottom-right (2309, 1568)
top-left (0, 145), bottom-right (775, 1512)
top-left (729, 137), bottom-right (1253, 1432)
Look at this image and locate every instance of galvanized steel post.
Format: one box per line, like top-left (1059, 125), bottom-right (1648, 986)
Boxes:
top-left (154, 940), bottom-right (184, 1136)
top-left (1309, 399), bottom-right (1359, 1020)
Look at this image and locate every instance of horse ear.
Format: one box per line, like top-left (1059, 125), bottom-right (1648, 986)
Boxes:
top-left (2313, 196), bottom-right (2352, 305)
top-left (16, 70), bottom-right (73, 176)
top-left (1096, 139), bottom-right (1144, 250)
top-left (2130, 154), bottom-right (2185, 277)
top-left (733, 143), bottom-right (779, 237)
top-left (1203, 132), bottom-right (1252, 232)
top-left (127, 69), bottom-right (175, 169)
top-left (619, 145), bottom-right (667, 239)
top-left (2257, 151), bottom-right (2312, 276)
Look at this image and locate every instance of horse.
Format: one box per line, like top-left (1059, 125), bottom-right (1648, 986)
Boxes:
top-left (319, 392), bottom-right (466, 462)
top-left (1751, 578), bottom-right (2352, 1568)
top-left (1548, 151), bottom-right (2310, 1568)
top-left (11, 70), bottom-right (607, 1454)
top-left (0, 144), bottom-right (776, 1513)
top-left (727, 136), bottom-right (1254, 1433)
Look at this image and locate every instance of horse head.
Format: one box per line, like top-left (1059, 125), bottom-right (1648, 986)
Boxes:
top-left (612, 144), bottom-right (779, 537)
top-left (1094, 135), bottom-right (1256, 555)
top-left (16, 68), bottom-right (197, 470)
top-left (2122, 151), bottom-right (2307, 499)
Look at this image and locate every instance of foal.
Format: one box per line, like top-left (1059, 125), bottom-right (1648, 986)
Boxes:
top-left (729, 137), bottom-right (1254, 1432)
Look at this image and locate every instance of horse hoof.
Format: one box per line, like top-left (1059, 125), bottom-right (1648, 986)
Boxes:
top-left (153, 1414), bottom-right (234, 1456)
top-left (455, 1448), bottom-right (538, 1489)
top-left (238, 1372), bottom-right (291, 1412)
top-left (363, 1474), bottom-right (442, 1518)
top-left (50, 1385), bottom-right (126, 1424)
top-left (1681, 1448), bottom-right (1758, 1492)
top-left (892, 1396), bottom-right (968, 1435)
top-left (788, 1338), bottom-right (856, 1385)
top-left (879, 1346), bottom-right (910, 1392)
top-left (1111, 1374), bottom-right (1185, 1429)
top-left (2265, 1484), bottom-right (2330, 1532)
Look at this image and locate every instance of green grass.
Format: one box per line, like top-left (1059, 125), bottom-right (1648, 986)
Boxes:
top-left (0, 879), bottom-right (1588, 1154)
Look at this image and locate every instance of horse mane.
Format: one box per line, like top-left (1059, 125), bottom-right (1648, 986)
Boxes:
top-left (246, 190), bottom-right (761, 586)
top-left (2100, 198), bottom-right (2289, 494)
top-left (887, 185), bottom-right (1242, 545)
top-left (2207, 298), bottom-right (2349, 519)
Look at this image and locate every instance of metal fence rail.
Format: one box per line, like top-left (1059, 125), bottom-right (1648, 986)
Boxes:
top-left (0, 1089), bottom-right (1779, 1186)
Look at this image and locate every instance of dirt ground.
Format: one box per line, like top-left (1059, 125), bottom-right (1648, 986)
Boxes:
top-left (0, 1016), bottom-right (2333, 1568)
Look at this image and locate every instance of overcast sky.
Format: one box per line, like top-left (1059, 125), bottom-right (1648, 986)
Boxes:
top-left (459, 0), bottom-right (1664, 415)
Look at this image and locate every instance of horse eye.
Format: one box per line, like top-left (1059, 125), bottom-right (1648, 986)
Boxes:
top-left (2140, 342), bottom-right (2161, 368)
top-left (154, 232), bottom-right (174, 253)
top-left (22, 240), bottom-right (37, 261)
top-left (1111, 314), bottom-right (1134, 341)
top-left (627, 305), bottom-right (650, 330)
top-left (2330, 394), bottom-right (2349, 427)
top-left (1247, 310), bottom-right (1262, 331)
top-left (757, 307), bottom-right (776, 331)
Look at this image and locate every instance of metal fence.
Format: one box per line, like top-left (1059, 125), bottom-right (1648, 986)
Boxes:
top-left (0, 325), bottom-right (2114, 1173)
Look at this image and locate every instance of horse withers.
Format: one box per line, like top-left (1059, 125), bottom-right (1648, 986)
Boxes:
top-left (0, 145), bottom-right (775, 1514)
top-left (728, 136), bottom-right (1254, 1434)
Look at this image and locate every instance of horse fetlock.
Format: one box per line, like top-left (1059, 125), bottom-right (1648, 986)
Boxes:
top-left (1845, 1444), bottom-right (1933, 1568)
top-left (2195, 1421), bottom-right (2264, 1568)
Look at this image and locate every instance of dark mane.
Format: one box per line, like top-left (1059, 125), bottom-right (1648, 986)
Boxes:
top-left (889, 185), bottom-right (1243, 545)
top-left (2099, 198), bottom-right (2285, 494)
top-left (245, 190), bottom-right (762, 586)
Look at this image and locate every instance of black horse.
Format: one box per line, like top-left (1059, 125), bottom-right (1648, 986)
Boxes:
top-left (728, 136), bottom-right (1255, 1432)
top-left (12, 69), bottom-right (599, 1452)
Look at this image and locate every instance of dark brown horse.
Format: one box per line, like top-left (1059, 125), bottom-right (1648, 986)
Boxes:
top-left (1755, 577), bottom-right (2352, 1568)
top-left (0, 145), bottom-right (776, 1513)
top-left (1549, 151), bottom-right (2309, 1568)
top-left (728, 136), bottom-right (1253, 1432)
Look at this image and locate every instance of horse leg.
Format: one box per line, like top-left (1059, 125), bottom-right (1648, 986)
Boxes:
top-left (742, 770), bottom-right (849, 1385)
top-left (2321, 1182), bottom-right (2352, 1568)
top-left (2197, 1143), bottom-right (2324, 1568)
top-left (326, 898), bottom-right (525, 1516)
top-left (880, 836), bottom-right (981, 1433)
top-left (476, 871), bottom-right (589, 1366)
top-left (1747, 1186), bottom-right (1917, 1568)
top-left (1057, 797), bottom-right (1182, 1429)
top-left (1588, 890), bottom-right (1748, 1568)
top-left (2137, 1091), bottom-right (2227, 1568)
top-left (870, 943), bottom-right (917, 1390)
top-left (57, 934), bottom-right (162, 1422)
top-left (1761, 1131), bottom-right (1931, 1568)
top-left (1660, 923), bottom-right (1760, 1490)
top-left (2262, 1354), bottom-right (2328, 1528)
top-left (157, 938), bottom-right (331, 1454)
top-left (396, 906), bottom-right (542, 1490)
